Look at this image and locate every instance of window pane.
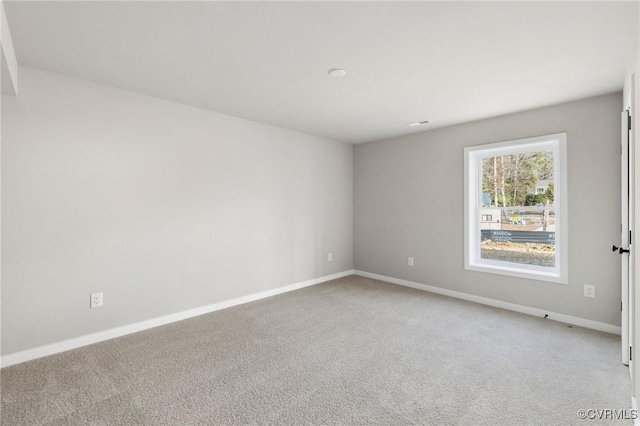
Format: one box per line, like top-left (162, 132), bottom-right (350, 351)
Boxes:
top-left (479, 152), bottom-right (555, 268)
top-left (480, 208), bottom-right (555, 267)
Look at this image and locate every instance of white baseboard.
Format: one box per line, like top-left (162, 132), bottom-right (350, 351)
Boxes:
top-left (632, 396), bottom-right (639, 426)
top-left (354, 270), bottom-right (621, 335)
top-left (1, 270), bottom-right (354, 368)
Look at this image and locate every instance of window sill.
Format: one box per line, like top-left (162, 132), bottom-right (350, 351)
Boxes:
top-left (465, 261), bottom-right (567, 284)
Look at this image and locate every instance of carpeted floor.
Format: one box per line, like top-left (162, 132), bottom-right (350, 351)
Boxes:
top-left (1, 275), bottom-right (632, 425)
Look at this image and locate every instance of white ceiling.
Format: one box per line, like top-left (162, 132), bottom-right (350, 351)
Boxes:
top-left (4, 1), bottom-right (639, 144)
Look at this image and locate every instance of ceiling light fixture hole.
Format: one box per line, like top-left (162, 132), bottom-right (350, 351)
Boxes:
top-left (328, 68), bottom-right (346, 78)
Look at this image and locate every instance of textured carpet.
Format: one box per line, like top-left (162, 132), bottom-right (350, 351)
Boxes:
top-left (1, 275), bottom-right (632, 425)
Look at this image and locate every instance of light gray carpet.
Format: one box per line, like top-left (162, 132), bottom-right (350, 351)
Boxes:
top-left (1, 275), bottom-right (632, 425)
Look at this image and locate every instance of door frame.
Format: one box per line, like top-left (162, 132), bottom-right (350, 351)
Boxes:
top-left (623, 106), bottom-right (631, 366)
top-left (623, 79), bottom-right (635, 373)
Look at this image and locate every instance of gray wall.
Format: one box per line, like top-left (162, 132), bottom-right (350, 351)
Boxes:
top-left (1, 67), bottom-right (353, 355)
top-left (355, 92), bottom-right (622, 326)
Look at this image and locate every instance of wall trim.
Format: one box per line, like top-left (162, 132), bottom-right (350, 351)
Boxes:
top-left (354, 270), bottom-right (621, 335)
top-left (632, 396), bottom-right (639, 426)
top-left (1, 270), bottom-right (354, 368)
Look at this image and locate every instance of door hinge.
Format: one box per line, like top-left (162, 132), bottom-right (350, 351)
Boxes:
top-left (630, 346), bottom-right (633, 361)
top-left (622, 301), bottom-right (623, 312)
top-left (630, 230), bottom-right (633, 245)
top-left (629, 113), bottom-right (632, 131)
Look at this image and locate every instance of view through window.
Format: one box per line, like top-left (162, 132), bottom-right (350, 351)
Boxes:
top-left (480, 151), bottom-right (556, 267)
top-left (465, 133), bottom-right (567, 283)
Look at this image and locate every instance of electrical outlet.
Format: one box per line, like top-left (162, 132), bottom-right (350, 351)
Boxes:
top-left (584, 285), bottom-right (595, 298)
top-left (408, 257), bottom-right (414, 267)
top-left (328, 253), bottom-right (333, 262)
top-left (90, 292), bottom-right (103, 308)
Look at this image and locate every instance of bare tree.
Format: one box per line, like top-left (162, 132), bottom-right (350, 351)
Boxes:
top-left (500, 156), bottom-right (506, 207)
top-left (493, 156), bottom-right (498, 207)
top-left (512, 154), bottom-right (519, 204)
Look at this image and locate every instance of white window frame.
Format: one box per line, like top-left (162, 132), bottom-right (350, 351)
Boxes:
top-left (464, 133), bottom-right (568, 284)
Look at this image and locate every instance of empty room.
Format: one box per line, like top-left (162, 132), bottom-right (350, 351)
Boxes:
top-left (1, 1), bottom-right (640, 425)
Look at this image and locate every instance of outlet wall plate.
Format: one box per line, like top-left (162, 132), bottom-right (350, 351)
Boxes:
top-left (90, 292), bottom-right (104, 308)
top-left (408, 257), bottom-right (414, 267)
top-left (584, 285), bottom-right (595, 298)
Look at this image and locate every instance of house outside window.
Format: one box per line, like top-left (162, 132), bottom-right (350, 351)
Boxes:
top-left (536, 179), bottom-right (551, 194)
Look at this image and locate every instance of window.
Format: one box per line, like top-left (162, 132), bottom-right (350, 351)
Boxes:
top-left (464, 133), bottom-right (567, 283)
